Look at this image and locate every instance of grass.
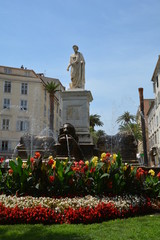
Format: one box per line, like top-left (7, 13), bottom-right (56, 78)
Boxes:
top-left (0, 214), bottom-right (160, 240)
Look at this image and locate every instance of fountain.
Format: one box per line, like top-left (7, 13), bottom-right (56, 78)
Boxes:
top-left (97, 132), bottom-right (139, 165)
top-left (54, 123), bottom-right (85, 161)
top-left (14, 133), bottom-right (56, 159)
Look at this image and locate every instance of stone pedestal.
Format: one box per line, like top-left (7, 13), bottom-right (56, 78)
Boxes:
top-left (61, 89), bottom-right (94, 159)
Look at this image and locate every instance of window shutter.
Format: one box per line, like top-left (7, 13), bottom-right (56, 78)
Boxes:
top-left (158, 92), bottom-right (160, 104)
top-left (16, 120), bottom-right (20, 131)
top-left (8, 141), bottom-right (12, 151)
top-left (24, 121), bottom-right (29, 131)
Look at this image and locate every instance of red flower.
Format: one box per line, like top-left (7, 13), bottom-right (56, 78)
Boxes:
top-left (79, 160), bottom-right (84, 165)
top-left (106, 152), bottom-right (111, 157)
top-left (0, 157), bottom-right (4, 163)
top-left (8, 169), bottom-right (13, 175)
top-left (90, 167), bottom-right (95, 173)
top-left (83, 165), bottom-right (88, 171)
top-left (157, 172), bottom-right (160, 180)
top-left (48, 159), bottom-right (54, 166)
top-left (136, 167), bottom-right (145, 180)
top-left (73, 161), bottom-right (78, 166)
top-left (34, 152), bottom-right (41, 158)
top-left (49, 176), bottom-right (55, 183)
top-left (30, 157), bottom-right (34, 163)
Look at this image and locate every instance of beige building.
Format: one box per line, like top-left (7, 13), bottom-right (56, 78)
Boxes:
top-left (0, 65), bottom-right (65, 158)
top-left (137, 99), bottom-right (154, 165)
top-left (147, 56), bottom-right (160, 166)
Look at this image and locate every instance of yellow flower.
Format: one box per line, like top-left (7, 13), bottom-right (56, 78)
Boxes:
top-left (85, 160), bottom-right (89, 166)
top-left (107, 165), bottom-right (111, 173)
top-left (48, 156), bottom-right (53, 160)
top-left (52, 160), bottom-right (56, 168)
top-left (101, 152), bottom-right (107, 160)
top-left (91, 156), bottom-right (98, 167)
top-left (92, 156), bottom-right (98, 163)
top-left (22, 162), bottom-right (27, 169)
top-left (94, 161), bottom-right (98, 167)
top-left (16, 157), bottom-right (18, 161)
top-left (148, 169), bottom-right (155, 177)
top-left (112, 154), bottom-right (117, 161)
top-left (123, 165), bottom-right (127, 171)
top-left (29, 172), bottom-right (32, 176)
top-left (62, 161), bottom-right (67, 166)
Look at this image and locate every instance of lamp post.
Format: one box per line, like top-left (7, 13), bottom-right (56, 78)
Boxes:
top-left (138, 88), bottom-right (148, 166)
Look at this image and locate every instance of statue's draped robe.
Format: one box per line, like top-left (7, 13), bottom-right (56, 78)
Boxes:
top-left (69, 52), bottom-right (85, 89)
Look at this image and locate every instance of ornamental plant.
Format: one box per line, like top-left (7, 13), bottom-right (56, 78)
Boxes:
top-left (0, 152), bottom-right (160, 198)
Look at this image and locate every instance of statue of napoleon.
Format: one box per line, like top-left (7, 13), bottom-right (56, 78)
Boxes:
top-left (67, 45), bottom-right (85, 89)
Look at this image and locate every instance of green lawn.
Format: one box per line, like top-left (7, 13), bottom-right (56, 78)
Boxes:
top-left (0, 214), bottom-right (160, 240)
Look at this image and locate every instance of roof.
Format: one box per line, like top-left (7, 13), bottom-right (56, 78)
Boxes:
top-left (0, 65), bottom-right (39, 78)
top-left (146, 100), bottom-right (155, 116)
top-left (39, 76), bottom-right (65, 90)
top-left (151, 55), bottom-right (160, 82)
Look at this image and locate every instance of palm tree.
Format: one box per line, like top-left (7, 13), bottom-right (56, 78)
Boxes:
top-left (96, 129), bottom-right (106, 138)
top-left (41, 79), bottom-right (60, 134)
top-left (90, 114), bottom-right (104, 131)
top-left (118, 122), bottom-right (142, 143)
top-left (116, 111), bottom-right (136, 125)
top-left (117, 111), bottom-right (142, 144)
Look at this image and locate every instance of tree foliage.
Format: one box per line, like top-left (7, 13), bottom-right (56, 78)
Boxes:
top-left (41, 79), bottom-right (60, 133)
top-left (117, 111), bottom-right (142, 143)
top-left (90, 114), bottom-right (104, 131)
top-left (116, 111), bottom-right (136, 125)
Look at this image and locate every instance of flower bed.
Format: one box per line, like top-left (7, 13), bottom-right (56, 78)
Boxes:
top-left (0, 194), bottom-right (155, 224)
top-left (1, 152), bottom-right (160, 224)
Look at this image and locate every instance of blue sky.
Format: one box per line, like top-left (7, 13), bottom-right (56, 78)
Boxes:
top-left (1, 0), bottom-right (160, 134)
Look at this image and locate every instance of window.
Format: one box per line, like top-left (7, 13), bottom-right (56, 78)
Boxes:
top-left (4, 81), bottom-right (11, 93)
top-left (44, 105), bottom-right (46, 117)
top-left (16, 120), bottom-right (29, 131)
top-left (1, 141), bottom-right (8, 151)
top-left (21, 83), bottom-right (28, 95)
top-left (3, 98), bottom-right (10, 109)
top-left (44, 89), bottom-right (47, 101)
top-left (157, 76), bottom-right (159, 88)
top-left (158, 92), bottom-right (160, 104)
top-left (57, 104), bottom-right (59, 114)
top-left (4, 67), bottom-right (12, 74)
top-left (155, 133), bottom-right (157, 144)
top-left (2, 119), bottom-right (9, 130)
top-left (20, 100), bottom-right (27, 110)
top-left (59, 109), bottom-right (61, 117)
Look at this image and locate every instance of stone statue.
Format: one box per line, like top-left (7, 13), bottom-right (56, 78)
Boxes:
top-left (67, 45), bottom-right (85, 89)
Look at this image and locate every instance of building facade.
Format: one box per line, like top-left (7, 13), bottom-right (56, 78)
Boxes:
top-left (137, 99), bottom-right (154, 165)
top-left (0, 65), bottom-right (65, 158)
top-left (147, 56), bottom-right (160, 166)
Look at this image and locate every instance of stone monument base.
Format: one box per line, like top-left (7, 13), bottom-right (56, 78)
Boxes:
top-left (61, 89), bottom-right (95, 159)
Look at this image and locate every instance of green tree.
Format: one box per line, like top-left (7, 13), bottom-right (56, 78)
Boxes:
top-left (116, 111), bottom-right (136, 125)
top-left (89, 115), bottom-right (105, 146)
top-left (41, 79), bottom-right (60, 134)
top-left (117, 112), bottom-right (142, 143)
top-left (90, 114), bottom-right (104, 131)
